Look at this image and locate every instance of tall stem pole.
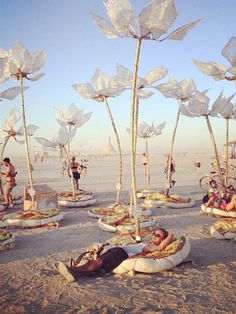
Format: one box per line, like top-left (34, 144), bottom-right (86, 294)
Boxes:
top-left (167, 101), bottom-right (181, 191)
top-left (205, 115), bottom-right (224, 185)
top-left (130, 38), bottom-right (142, 239)
top-left (68, 124), bottom-right (71, 157)
top-left (62, 145), bottom-right (75, 198)
top-left (225, 118), bottom-right (229, 186)
top-left (145, 137), bottom-right (151, 190)
top-left (134, 97), bottom-right (139, 157)
top-left (20, 77), bottom-right (33, 189)
top-left (104, 97), bottom-right (123, 203)
top-left (19, 77), bottom-right (35, 207)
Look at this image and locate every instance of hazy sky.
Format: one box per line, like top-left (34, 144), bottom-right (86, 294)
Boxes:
top-left (1, 0), bottom-right (236, 156)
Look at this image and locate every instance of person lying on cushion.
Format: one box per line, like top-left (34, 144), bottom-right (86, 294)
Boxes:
top-left (54, 228), bottom-right (174, 282)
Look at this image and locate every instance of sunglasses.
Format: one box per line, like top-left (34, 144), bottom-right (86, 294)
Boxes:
top-left (152, 232), bottom-right (163, 239)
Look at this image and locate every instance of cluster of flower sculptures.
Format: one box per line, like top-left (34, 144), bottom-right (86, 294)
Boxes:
top-left (0, 0), bottom-right (236, 240)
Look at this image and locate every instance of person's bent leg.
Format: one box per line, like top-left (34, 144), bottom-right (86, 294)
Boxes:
top-left (68, 248), bottom-right (129, 278)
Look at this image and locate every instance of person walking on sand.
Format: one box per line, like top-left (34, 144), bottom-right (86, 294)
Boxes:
top-left (142, 152), bottom-right (148, 177)
top-left (0, 157), bottom-right (17, 208)
top-left (54, 228), bottom-right (174, 282)
top-left (68, 156), bottom-right (81, 190)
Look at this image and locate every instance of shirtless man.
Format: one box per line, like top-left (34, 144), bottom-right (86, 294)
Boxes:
top-left (55, 228), bottom-right (174, 282)
top-left (0, 157), bottom-right (17, 208)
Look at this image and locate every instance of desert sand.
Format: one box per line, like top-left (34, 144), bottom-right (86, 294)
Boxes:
top-left (0, 153), bottom-right (235, 314)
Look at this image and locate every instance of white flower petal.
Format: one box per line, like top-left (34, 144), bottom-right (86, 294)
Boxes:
top-left (166, 19), bottom-right (201, 40)
top-left (128, 16), bottom-right (141, 37)
top-left (220, 102), bottom-right (234, 118)
top-left (180, 104), bottom-right (195, 117)
top-left (30, 50), bottom-right (46, 73)
top-left (29, 73), bottom-right (45, 81)
top-left (177, 78), bottom-right (196, 99)
top-left (115, 63), bottom-right (132, 86)
top-left (210, 91), bottom-right (224, 116)
top-left (138, 0), bottom-right (177, 40)
top-left (90, 10), bottom-right (118, 38)
top-left (222, 36), bottom-right (236, 69)
top-left (26, 124), bottom-right (38, 136)
top-left (144, 66), bottom-right (168, 85)
top-left (193, 59), bottom-right (227, 80)
top-left (4, 107), bottom-right (21, 129)
top-left (137, 89), bottom-right (154, 99)
top-left (53, 125), bottom-right (72, 145)
top-left (10, 41), bottom-right (30, 70)
top-left (73, 83), bottom-right (96, 99)
top-left (103, 0), bottom-right (132, 34)
top-left (0, 86), bottom-right (28, 100)
top-left (155, 81), bottom-right (179, 98)
top-left (188, 91), bottom-right (210, 116)
top-left (91, 69), bottom-right (110, 91)
top-left (15, 126), bottom-right (24, 136)
top-left (34, 137), bottom-right (56, 148)
top-left (77, 112), bottom-right (92, 127)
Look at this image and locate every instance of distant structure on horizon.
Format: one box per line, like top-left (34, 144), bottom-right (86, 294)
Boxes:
top-left (102, 137), bottom-right (117, 156)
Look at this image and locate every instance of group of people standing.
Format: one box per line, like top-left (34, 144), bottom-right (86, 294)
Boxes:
top-left (0, 154), bottom-right (87, 208)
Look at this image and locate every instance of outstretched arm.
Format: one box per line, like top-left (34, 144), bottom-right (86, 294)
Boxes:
top-left (142, 232), bottom-right (174, 254)
top-left (158, 232), bottom-right (174, 251)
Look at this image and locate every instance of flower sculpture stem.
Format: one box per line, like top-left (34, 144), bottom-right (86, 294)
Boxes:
top-left (62, 145), bottom-right (76, 198)
top-left (104, 97), bottom-right (123, 203)
top-left (145, 137), bottom-right (151, 190)
top-left (205, 115), bottom-right (224, 185)
top-left (19, 76), bottom-right (35, 207)
top-left (68, 124), bottom-right (72, 157)
top-left (130, 38), bottom-right (142, 238)
top-left (166, 101), bottom-right (181, 194)
top-left (225, 118), bottom-right (229, 186)
top-left (134, 97), bottom-right (140, 156)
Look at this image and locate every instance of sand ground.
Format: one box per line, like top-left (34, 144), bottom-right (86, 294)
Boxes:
top-left (0, 153), bottom-right (235, 314)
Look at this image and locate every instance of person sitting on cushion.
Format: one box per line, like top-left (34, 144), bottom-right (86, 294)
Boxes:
top-left (54, 228), bottom-right (174, 282)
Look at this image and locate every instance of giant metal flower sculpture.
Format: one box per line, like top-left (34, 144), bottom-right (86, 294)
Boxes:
top-left (0, 107), bottom-right (38, 159)
top-left (193, 37), bottom-right (236, 82)
top-left (137, 121), bottom-right (166, 189)
top-left (35, 125), bottom-right (77, 197)
top-left (73, 69), bottom-right (125, 203)
top-left (0, 107), bottom-right (38, 194)
top-left (0, 41), bottom-right (46, 197)
top-left (155, 76), bottom-right (196, 192)
top-left (55, 102), bottom-right (92, 156)
top-left (90, 0), bottom-right (200, 238)
top-left (90, 0), bottom-right (200, 41)
top-left (181, 90), bottom-right (236, 185)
